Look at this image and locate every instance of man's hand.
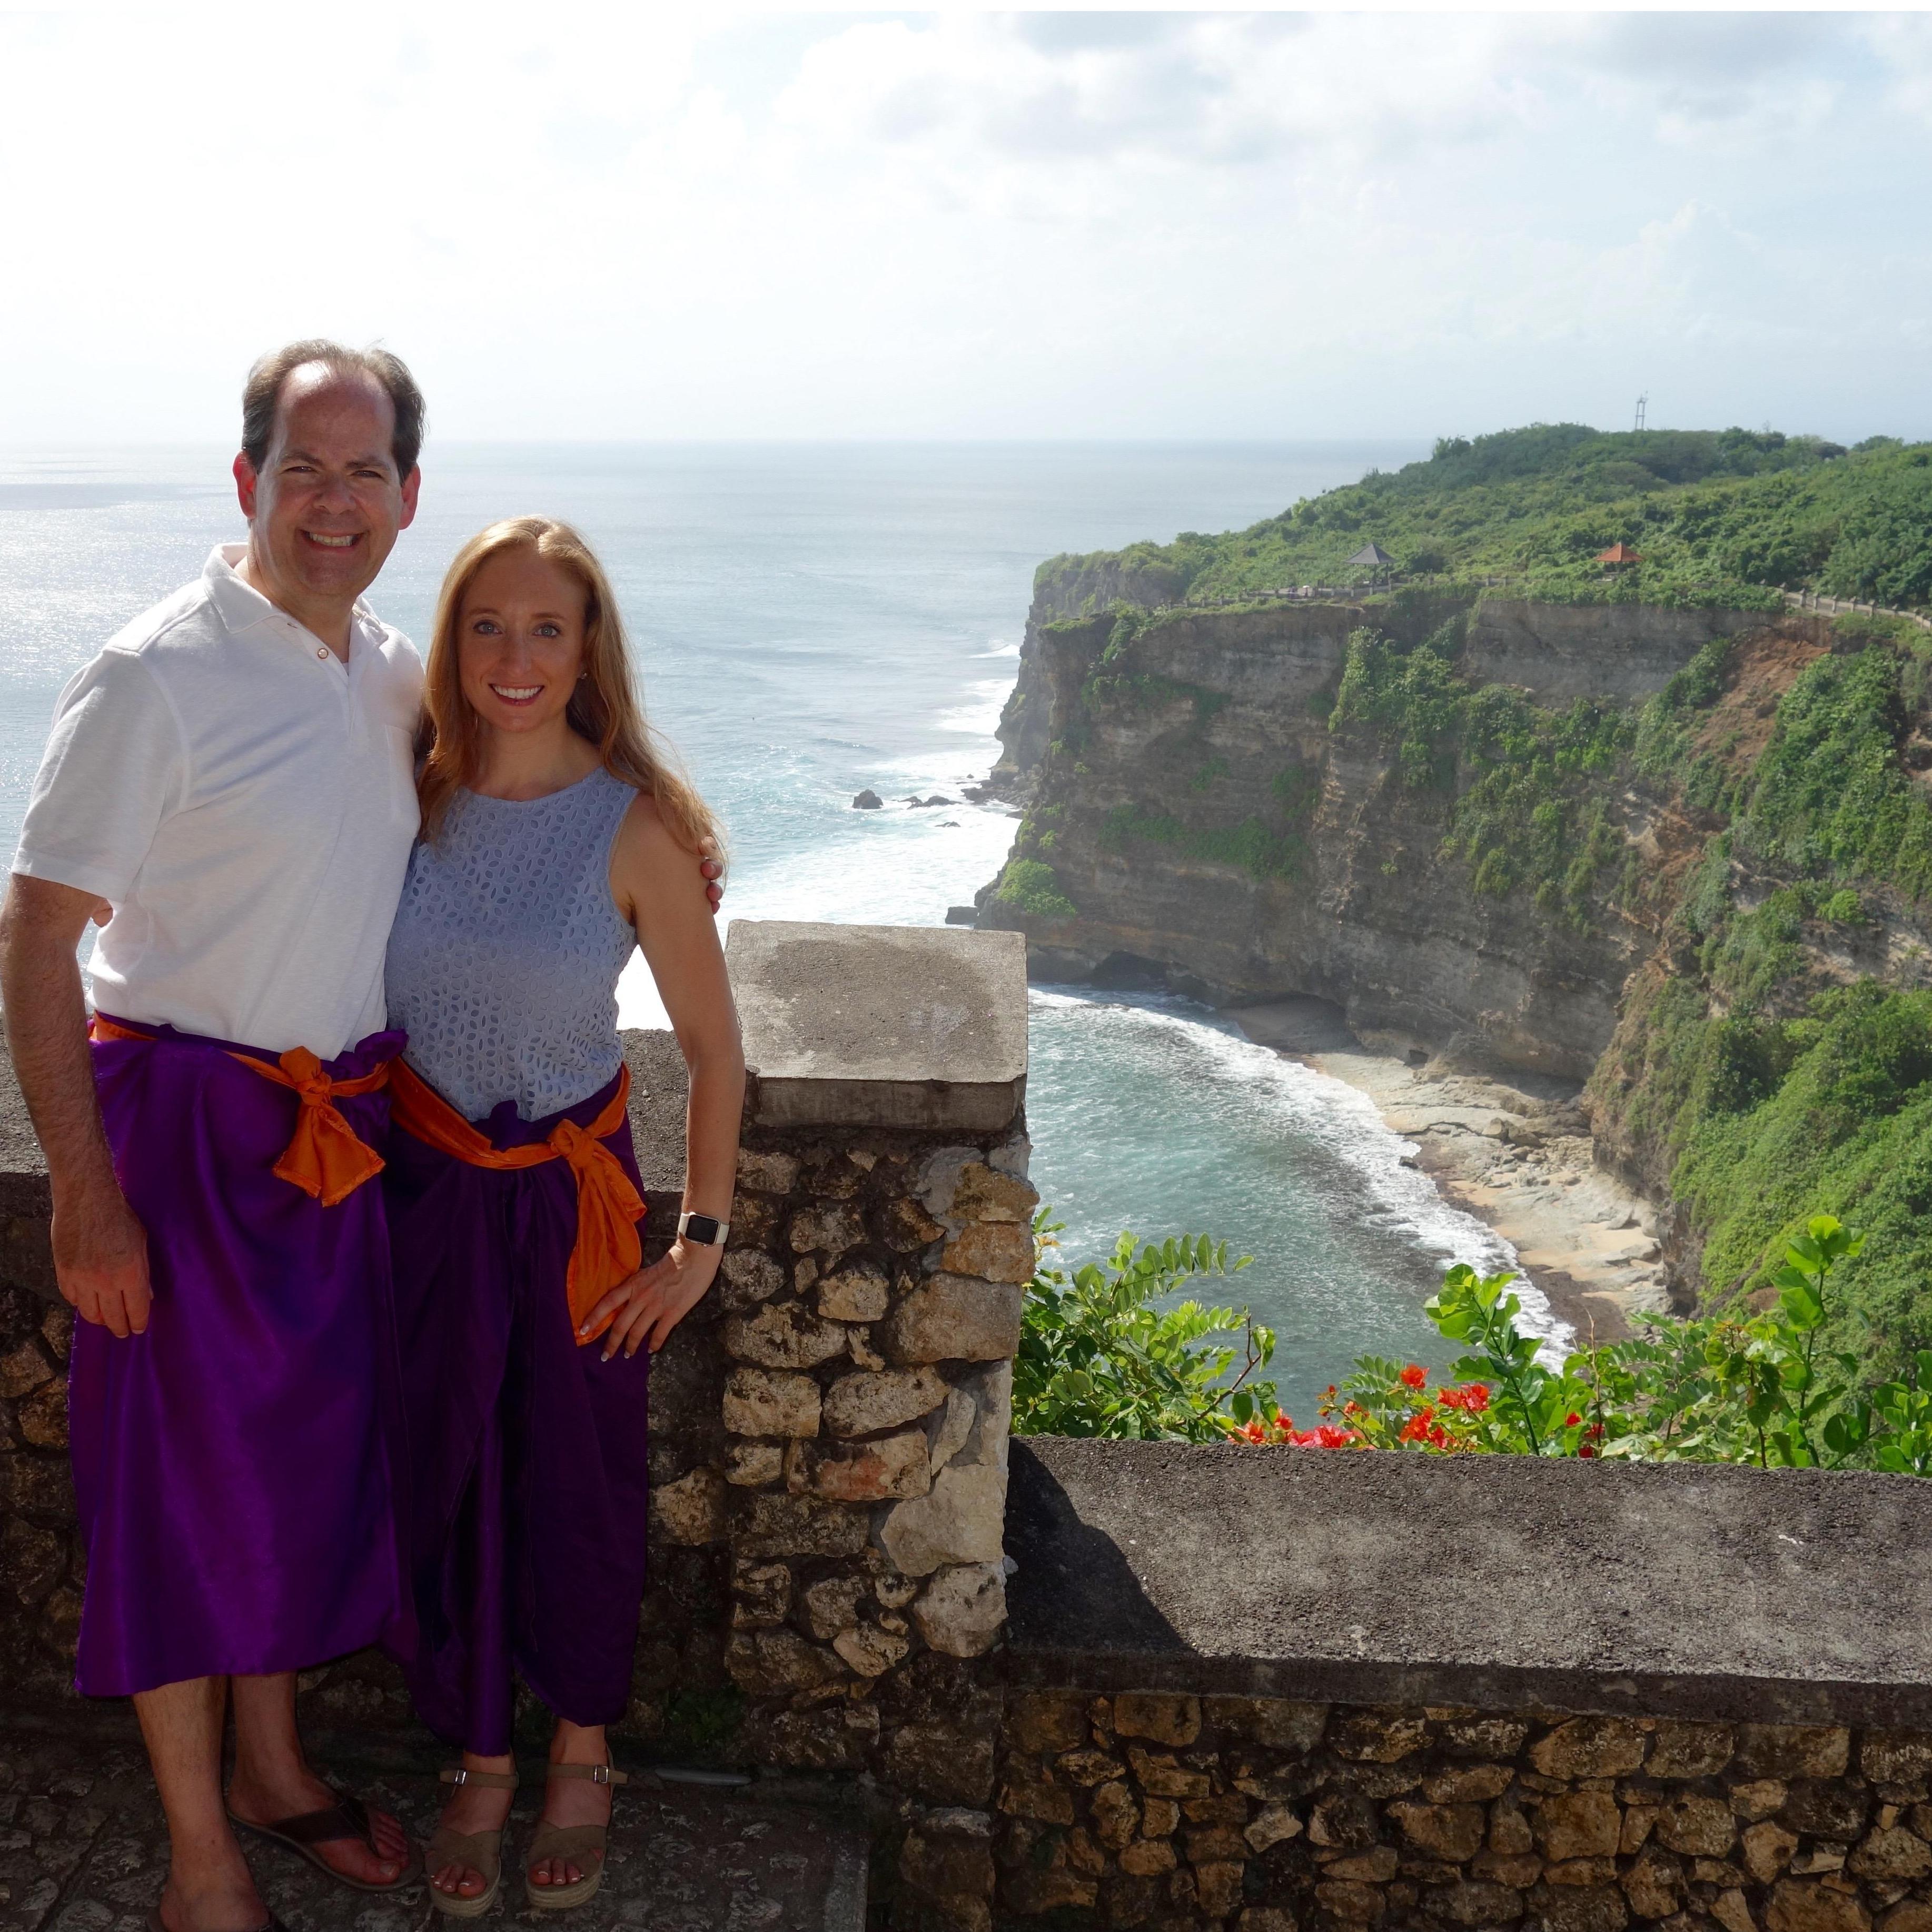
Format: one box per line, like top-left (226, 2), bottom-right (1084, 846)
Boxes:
top-left (52, 1177), bottom-right (151, 1336)
top-left (1, 873), bottom-right (154, 1339)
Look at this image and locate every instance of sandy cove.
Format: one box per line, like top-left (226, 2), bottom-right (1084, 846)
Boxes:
top-left (1226, 998), bottom-right (1672, 1346)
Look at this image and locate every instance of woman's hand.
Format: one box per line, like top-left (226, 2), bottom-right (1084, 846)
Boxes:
top-left (582, 1240), bottom-right (724, 1359)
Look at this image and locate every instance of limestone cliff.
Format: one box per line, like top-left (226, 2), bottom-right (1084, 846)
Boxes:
top-left (980, 582), bottom-right (1798, 1080)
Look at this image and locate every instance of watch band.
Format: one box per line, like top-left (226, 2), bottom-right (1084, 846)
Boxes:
top-left (678, 1211), bottom-right (729, 1246)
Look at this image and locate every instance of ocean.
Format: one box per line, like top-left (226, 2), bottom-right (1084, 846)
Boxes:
top-left (0, 440), bottom-right (1552, 1412)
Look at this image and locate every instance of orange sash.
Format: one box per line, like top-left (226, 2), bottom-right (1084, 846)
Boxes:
top-left (388, 1059), bottom-right (646, 1346)
top-left (90, 1015), bottom-right (389, 1206)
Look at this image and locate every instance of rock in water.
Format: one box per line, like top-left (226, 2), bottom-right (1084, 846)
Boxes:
top-left (945, 906), bottom-right (977, 926)
top-left (852, 789), bottom-right (883, 809)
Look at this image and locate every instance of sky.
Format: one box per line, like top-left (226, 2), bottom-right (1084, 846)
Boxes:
top-left (2, 7), bottom-right (1929, 447)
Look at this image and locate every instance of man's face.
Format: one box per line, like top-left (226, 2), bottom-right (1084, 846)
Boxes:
top-left (232, 364), bottom-right (420, 611)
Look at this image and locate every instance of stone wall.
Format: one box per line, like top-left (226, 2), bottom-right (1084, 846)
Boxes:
top-left (906, 1693), bottom-right (1932, 1932)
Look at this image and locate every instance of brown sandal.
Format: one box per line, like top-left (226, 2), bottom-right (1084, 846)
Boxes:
top-left (425, 1765), bottom-right (520, 1920)
top-left (524, 1760), bottom-right (628, 1911)
top-left (146, 1912), bottom-right (290, 1932)
top-left (226, 1788), bottom-right (419, 1895)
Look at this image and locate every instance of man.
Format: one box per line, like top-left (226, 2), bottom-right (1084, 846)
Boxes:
top-left (0, 342), bottom-right (722, 1932)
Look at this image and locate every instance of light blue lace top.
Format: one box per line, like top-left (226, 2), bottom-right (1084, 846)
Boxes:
top-left (384, 767), bottom-right (638, 1123)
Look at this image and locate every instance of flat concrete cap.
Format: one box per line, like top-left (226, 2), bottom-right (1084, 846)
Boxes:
top-left (1006, 1436), bottom-right (1932, 1725)
top-left (727, 921), bottom-right (1028, 1131)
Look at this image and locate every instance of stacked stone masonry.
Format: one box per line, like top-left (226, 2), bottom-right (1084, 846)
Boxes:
top-left (893, 1695), bottom-right (1932, 1932)
top-left (652, 1124), bottom-right (1037, 1782)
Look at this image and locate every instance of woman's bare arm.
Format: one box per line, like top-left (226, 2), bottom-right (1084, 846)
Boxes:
top-left (581, 794), bottom-right (745, 1358)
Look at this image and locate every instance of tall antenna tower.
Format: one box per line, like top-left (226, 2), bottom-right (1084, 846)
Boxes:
top-left (1634, 394), bottom-right (1648, 432)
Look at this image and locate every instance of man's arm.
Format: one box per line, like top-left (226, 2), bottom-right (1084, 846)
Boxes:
top-left (0, 875), bottom-right (150, 1336)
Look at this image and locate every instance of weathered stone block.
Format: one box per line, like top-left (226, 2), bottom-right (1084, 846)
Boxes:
top-left (938, 1222), bottom-right (1033, 1285)
top-left (1117, 1838), bottom-right (1176, 1876)
top-left (1864, 1732), bottom-right (1932, 1784)
top-left (1525, 1880), bottom-right (1629, 1932)
top-left (998, 1776), bottom-right (1074, 1825)
top-left (1743, 1820), bottom-right (1801, 1884)
top-left (1766, 1879), bottom-right (1872, 1932)
top-left (887, 1725), bottom-right (997, 1806)
top-left (1141, 1797), bottom-right (1180, 1837)
top-left (756, 1699), bottom-right (879, 1770)
top-left (878, 1275), bottom-right (1022, 1365)
top-left (1422, 1765), bottom-right (1513, 1805)
top-left (722, 1302), bottom-right (848, 1369)
top-left (1245, 1804), bottom-right (1302, 1854)
top-left (650, 1467), bottom-right (728, 1545)
top-left (1313, 1879), bottom-right (1386, 1924)
top-left (725, 1628), bottom-right (845, 1695)
top-left (950, 1163), bottom-right (1038, 1225)
top-left (1128, 1747), bottom-right (1212, 1800)
top-left (1007, 1693), bottom-right (1088, 1755)
top-left (913, 1561), bottom-right (1006, 1658)
top-left (1784, 1780), bottom-right (1869, 1840)
top-left (1536, 1791), bottom-right (1621, 1862)
top-left (1091, 1779), bottom-right (1139, 1850)
top-left (1115, 1693), bottom-right (1202, 1747)
top-left (1431, 1879), bottom-right (1527, 1928)
top-left (1489, 1798), bottom-right (1534, 1855)
top-left (1647, 1719), bottom-right (1736, 1780)
top-left (1532, 1716), bottom-right (1648, 1780)
top-left (1000, 1867), bottom-right (1096, 1914)
top-left (17, 1381), bottom-right (66, 1450)
top-left (1391, 1800), bottom-right (1484, 1862)
top-left (723, 1366), bottom-right (821, 1438)
top-left (716, 1249), bottom-right (785, 1313)
top-left (788, 1204), bottom-right (866, 1257)
top-left (879, 1195), bottom-right (946, 1253)
top-left (798, 1576), bottom-right (869, 1640)
top-left (1852, 1826), bottom-right (1932, 1883)
top-left (736, 1149), bottom-right (800, 1195)
top-left (1194, 1860), bottom-right (1244, 1918)
top-left (926, 1386), bottom-right (975, 1475)
top-left (1656, 1792), bottom-right (1736, 1857)
top-left (722, 1440), bottom-right (785, 1487)
top-left (1308, 1793), bottom-right (1380, 1849)
top-left (1732, 1779), bottom-right (1790, 1822)
top-left (817, 1262), bottom-right (890, 1322)
top-left (0, 1342), bottom-right (52, 1399)
top-left (1184, 1824), bottom-right (1246, 1864)
top-left (796, 1428), bottom-right (931, 1502)
top-left (832, 1622), bottom-right (908, 1676)
top-left (823, 1365), bottom-right (949, 1438)
top-left (877, 1464), bottom-right (1004, 1575)
top-left (732, 1492), bottom-right (869, 1557)
top-left (730, 1559), bottom-right (791, 1627)
top-left (899, 1827), bottom-right (995, 1909)
top-left (1331, 1709), bottom-right (1427, 1763)
top-left (1736, 1726), bottom-right (1851, 1780)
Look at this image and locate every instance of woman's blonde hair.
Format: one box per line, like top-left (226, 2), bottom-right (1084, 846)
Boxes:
top-left (416, 516), bottom-right (720, 861)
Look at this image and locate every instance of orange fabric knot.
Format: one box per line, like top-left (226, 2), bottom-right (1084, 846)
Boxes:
top-left (258, 1046), bottom-right (391, 1206)
top-left (388, 1059), bottom-right (646, 1345)
top-left (90, 1016), bottom-right (388, 1207)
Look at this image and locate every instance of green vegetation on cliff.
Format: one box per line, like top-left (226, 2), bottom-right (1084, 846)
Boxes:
top-left (1038, 425), bottom-right (1932, 615)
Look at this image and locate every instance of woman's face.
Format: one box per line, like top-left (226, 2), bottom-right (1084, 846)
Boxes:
top-left (455, 547), bottom-right (589, 738)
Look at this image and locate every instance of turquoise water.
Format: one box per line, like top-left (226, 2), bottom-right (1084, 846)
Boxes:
top-left (0, 439), bottom-right (1550, 1408)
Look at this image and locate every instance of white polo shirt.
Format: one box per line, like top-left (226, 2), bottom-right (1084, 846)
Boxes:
top-left (12, 545), bottom-right (423, 1058)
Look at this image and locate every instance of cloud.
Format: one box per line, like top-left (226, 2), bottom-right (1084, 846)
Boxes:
top-left (0, 9), bottom-right (1926, 443)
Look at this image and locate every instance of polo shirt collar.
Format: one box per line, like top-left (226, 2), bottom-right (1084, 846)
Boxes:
top-left (203, 544), bottom-right (385, 652)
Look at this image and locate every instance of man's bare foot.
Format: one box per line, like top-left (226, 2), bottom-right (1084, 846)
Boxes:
top-left (429, 1755), bottom-right (517, 1902)
top-left (225, 1766), bottom-right (409, 1888)
top-left (526, 1722), bottom-right (611, 1891)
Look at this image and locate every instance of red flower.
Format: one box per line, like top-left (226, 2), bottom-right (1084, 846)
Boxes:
top-left (1466, 1384), bottom-right (1490, 1412)
top-left (1586, 1421), bottom-right (1605, 1440)
top-left (1578, 1444), bottom-right (1597, 1459)
top-left (1400, 1364), bottom-right (1428, 1390)
top-left (1565, 1413), bottom-right (1582, 1428)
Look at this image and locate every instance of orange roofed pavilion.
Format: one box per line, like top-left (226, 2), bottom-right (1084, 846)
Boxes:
top-left (1597, 542), bottom-right (1644, 564)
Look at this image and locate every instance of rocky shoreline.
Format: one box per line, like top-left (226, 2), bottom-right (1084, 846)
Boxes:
top-left (1226, 999), bottom-right (1671, 1347)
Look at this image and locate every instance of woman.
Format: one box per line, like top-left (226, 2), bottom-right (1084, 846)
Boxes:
top-left (380, 517), bottom-right (744, 1916)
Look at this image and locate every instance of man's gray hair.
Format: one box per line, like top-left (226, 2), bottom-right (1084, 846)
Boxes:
top-left (241, 340), bottom-right (427, 478)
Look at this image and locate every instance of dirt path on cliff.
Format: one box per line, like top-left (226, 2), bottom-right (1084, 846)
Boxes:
top-left (1226, 999), bottom-right (1672, 1345)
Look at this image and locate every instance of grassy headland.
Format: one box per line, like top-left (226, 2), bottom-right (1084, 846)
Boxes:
top-left (1039, 423), bottom-right (1932, 614)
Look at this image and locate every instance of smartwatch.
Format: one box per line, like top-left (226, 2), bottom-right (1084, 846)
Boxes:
top-left (678, 1211), bottom-right (729, 1247)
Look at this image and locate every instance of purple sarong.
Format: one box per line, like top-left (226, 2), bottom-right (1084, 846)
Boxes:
top-left (71, 1020), bottom-right (412, 1698)
top-left (382, 1068), bottom-right (651, 1755)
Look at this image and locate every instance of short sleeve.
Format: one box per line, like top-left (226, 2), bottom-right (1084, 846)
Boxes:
top-left (11, 650), bottom-right (187, 903)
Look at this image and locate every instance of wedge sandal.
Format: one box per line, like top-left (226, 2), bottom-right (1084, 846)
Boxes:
top-left (424, 1765), bottom-right (520, 1920)
top-left (523, 1760), bottom-right (628, 1912)
top-left (146, 1911), bottom-right (289, 1932)
top-left (226, 1788), bottom-right (419, 1895)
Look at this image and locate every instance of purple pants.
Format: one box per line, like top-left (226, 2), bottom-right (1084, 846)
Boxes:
top-left (71, 1022), bottom-right (412, 1698)
top-left (382, 1070), bottom-right (651, 1756)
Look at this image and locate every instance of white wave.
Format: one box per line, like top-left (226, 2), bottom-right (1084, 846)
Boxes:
top-left (933, 676), bottom-right (1012, 737)
top-left (1027, 987), bottom-right (1573, 1359)
top-left (977, 639), bottom-right (1022, 658)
